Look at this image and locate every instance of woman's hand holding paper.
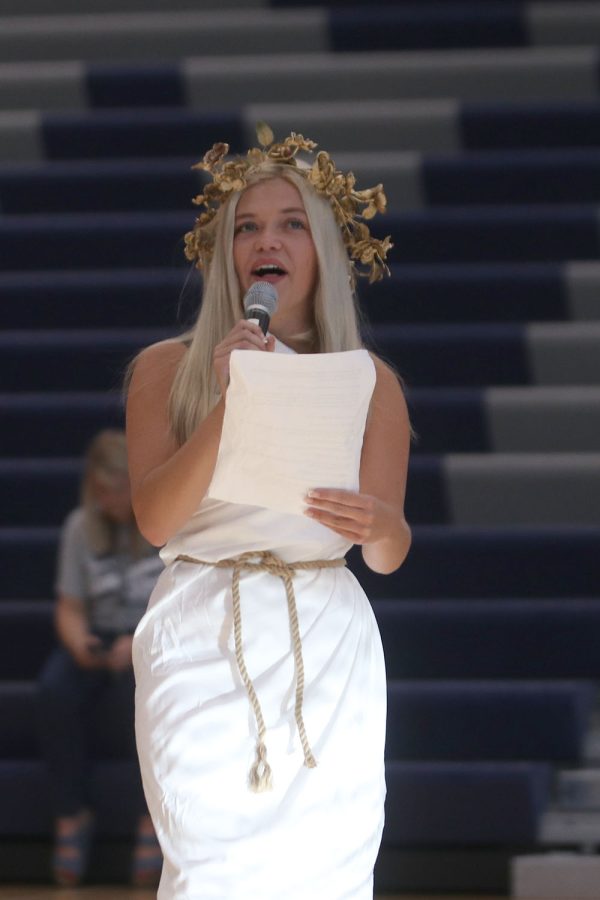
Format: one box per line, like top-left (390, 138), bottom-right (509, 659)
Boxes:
top-left (303, 488), bottom-right (405, 547)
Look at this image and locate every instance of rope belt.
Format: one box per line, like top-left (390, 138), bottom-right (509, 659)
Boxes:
top-left (175, 550), bottom-right (346, 793)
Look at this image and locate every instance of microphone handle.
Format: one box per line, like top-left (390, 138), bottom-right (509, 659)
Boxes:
top-left (245, 308), bottom-right (271, 336)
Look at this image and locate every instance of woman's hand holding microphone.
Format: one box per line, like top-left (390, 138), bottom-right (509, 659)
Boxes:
top-left (212, 320), bottom-right (275, 396)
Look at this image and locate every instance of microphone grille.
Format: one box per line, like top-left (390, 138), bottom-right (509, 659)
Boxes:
top-left (243, 281), bottom-right (278, 316)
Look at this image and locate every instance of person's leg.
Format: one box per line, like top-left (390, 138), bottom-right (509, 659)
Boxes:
top-left (106, 666), bottom-right (162, 886)
top-left (38, 648), bottom-right (102, 884)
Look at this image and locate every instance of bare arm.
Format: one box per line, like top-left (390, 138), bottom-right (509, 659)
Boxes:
top-left (125, 340), bottom-right (225, 547)
top-left (126, 322), bottom-right (273, 547)
top-left (304, 355), bottom-right (412, 574)
top-left (358, 356), bottom-right (412, 573)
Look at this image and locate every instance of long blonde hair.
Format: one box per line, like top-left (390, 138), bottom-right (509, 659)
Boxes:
top-left (81, 429), bottom-right (152, 558)
top-left (166, 164), bottom-right (365, 445)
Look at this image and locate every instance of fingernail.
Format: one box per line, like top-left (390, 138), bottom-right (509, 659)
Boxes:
top-left (307, 490), bottom-right (317, 498)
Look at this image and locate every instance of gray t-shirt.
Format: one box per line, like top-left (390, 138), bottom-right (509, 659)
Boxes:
top-left (55, 507), bottom-right (163, 635)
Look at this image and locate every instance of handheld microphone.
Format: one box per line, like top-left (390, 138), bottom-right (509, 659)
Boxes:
top-left (243, 282), bottom-right (278, 336)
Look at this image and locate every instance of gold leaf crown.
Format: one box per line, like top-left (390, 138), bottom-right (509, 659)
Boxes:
top-left (183, 123), bottom-right (393, 283)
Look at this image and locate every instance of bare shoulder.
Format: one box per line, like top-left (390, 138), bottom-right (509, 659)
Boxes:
top-left (368, 352), bottom-right (408, 408)
top-left (127, 339), bottom-right (188, 488)
top-left (128, 338), bottom-right (188, 396)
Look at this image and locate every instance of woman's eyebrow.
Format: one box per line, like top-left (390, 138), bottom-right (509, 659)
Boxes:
top-left (235, 207), bottom-right (307, 220)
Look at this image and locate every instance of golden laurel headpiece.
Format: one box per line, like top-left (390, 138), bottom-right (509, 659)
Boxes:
top-left (183, 122), bottom-right (393, 283)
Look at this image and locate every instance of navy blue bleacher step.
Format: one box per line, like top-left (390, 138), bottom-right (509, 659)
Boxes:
top-left (0, 270), bottom-right (588, 336)
top-left (462, 101), bottom-right (600, 151)
top-left (423, 150), bottom-right (600, 206)
top-left (87, 63), bottom-right (185, 109)
top-left (0, 760), bottom-right (143, 836)
top-left (0, 158), bottom-right (206, 214)
top-left (0, 528), bottom-right (59, 599)
top-left (0, 269), bottom-right (192, 330)
top-left (10, 322), bottom-right (600, 393)
top-left (0, 453), bottom-right (434, 529)
top-left (6, 150), bottom-right (600, 214)
top-left (371, 323), bottom-right (531, 387)
top-left (347, 525), bottom-right (600, 600)
top-left (384, 760), bottom-right (550, 846)
top-left (409, 386), bottom-right (600, 454)
top-left (252, 100), bottom-right (600, 158)
top-left (0, 325), bottom-right (534, 392)
top-left (0, 677), bottom-right (141, 761)
top-left (3, 207), bottom-right (600, 272)
top-left (0, 683), bottom-right (42, 759)
top-left (376, 206), bottom-right (600, 264)
top-left (5, 5), bottom-right (597, 67)
top-left (5, 97), bottom-right (600, 158)
top-left (0, 757), bottom-right (550, 846)
top-left (41, 110), bottom-right (244, 162)
top-left (1, 675), bottom-right (591, 764)
top-left (5, 99), bottom-right (600, 166)
top-left (0, 389), bottom-right (468, 458)
top-left (3, 387), bottom-right (599, 458)
top-left (0, 459), bottom-right (81, 527)
top-left (365, 263), bottom-right (566, 324)
top-left (330, 5), bottom-right (527, 53)
top-left (0, 264), bottom-right (568, 330)
top-left (374, 598), bottom-right (600, 680)
top-left (406, 387), bottom-right (488, 453)
top-left (0, 394), bottom-right (123, 458)
top-left (0, 212), bottom-right (192, 272)
top-left (7, 453), bottom-right (599, 529)
top-left (0, 329), bottom-right (173, 392)
top-left (1, 262), bottom-right (589, 330)
top-left (386, 681), bottom-right (594, 762)
top-left (6, 524), bottom-right (600, 600)
top-left (0, 603), bottom-right (54, 681)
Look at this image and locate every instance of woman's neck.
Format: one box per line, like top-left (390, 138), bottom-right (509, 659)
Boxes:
top-left (271, 327), bottom-right (316, 354)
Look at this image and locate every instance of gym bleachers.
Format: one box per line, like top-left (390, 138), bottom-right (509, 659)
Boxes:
top-left (2, 0), bottom-right (600, 892)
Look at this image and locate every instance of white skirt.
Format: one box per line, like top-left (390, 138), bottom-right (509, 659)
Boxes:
top-left (133, 556), bottom-right (387, 900)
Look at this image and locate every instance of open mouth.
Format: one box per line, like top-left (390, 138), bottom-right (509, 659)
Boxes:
top-left (252, 264), bottom-right (287, 279)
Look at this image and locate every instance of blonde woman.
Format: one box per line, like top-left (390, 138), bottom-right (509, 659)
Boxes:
top-left (38, 429), bottom-right (163, 887)
top-left (127, 131), bottom-right (412, 899)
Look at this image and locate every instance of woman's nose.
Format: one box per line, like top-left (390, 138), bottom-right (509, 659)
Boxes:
top-left (254, 227), bottom-right (282, 250)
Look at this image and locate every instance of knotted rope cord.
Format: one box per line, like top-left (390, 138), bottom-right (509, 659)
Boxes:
top-left (175, 550), bottom-right (346, 792)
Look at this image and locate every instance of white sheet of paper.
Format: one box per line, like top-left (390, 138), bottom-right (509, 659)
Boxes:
top-left (207, 348), bottom-right (376, 516)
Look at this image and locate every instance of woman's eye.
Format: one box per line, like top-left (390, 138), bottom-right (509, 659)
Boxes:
top-left (287, 218), bottom-right (306, 230)
top-left (235, 222), bottom-right (256, 234)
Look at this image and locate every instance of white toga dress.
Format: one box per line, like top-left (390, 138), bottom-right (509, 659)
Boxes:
top-left (132, 339), bottom-right (387, 900)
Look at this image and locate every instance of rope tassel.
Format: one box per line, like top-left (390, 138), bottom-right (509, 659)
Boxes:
top-left (176, 550), bottom-right (346, 791)
top-left (249, 740), bottom-right (273, 793)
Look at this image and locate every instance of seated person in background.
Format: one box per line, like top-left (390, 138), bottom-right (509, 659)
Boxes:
top-left (38, 428), bottom-right (164, 888)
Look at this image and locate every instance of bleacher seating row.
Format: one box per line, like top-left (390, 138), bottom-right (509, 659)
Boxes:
top-left (7, 597), bottom-right (600, 681)
top-left (4, 452), bottom-right (600, 526)
top-left (6, 148), bottom-right (600, 211)
top-left (5, 321), bottom-right (600, 388)
top-left (2, 0), bottom-right (600, 892)
top-left (4, 99), bottom-right (600, 165)
top-left (0, 4), bottom-right (599, 65)
top-left (3, 262), bottom-right (600, 325)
